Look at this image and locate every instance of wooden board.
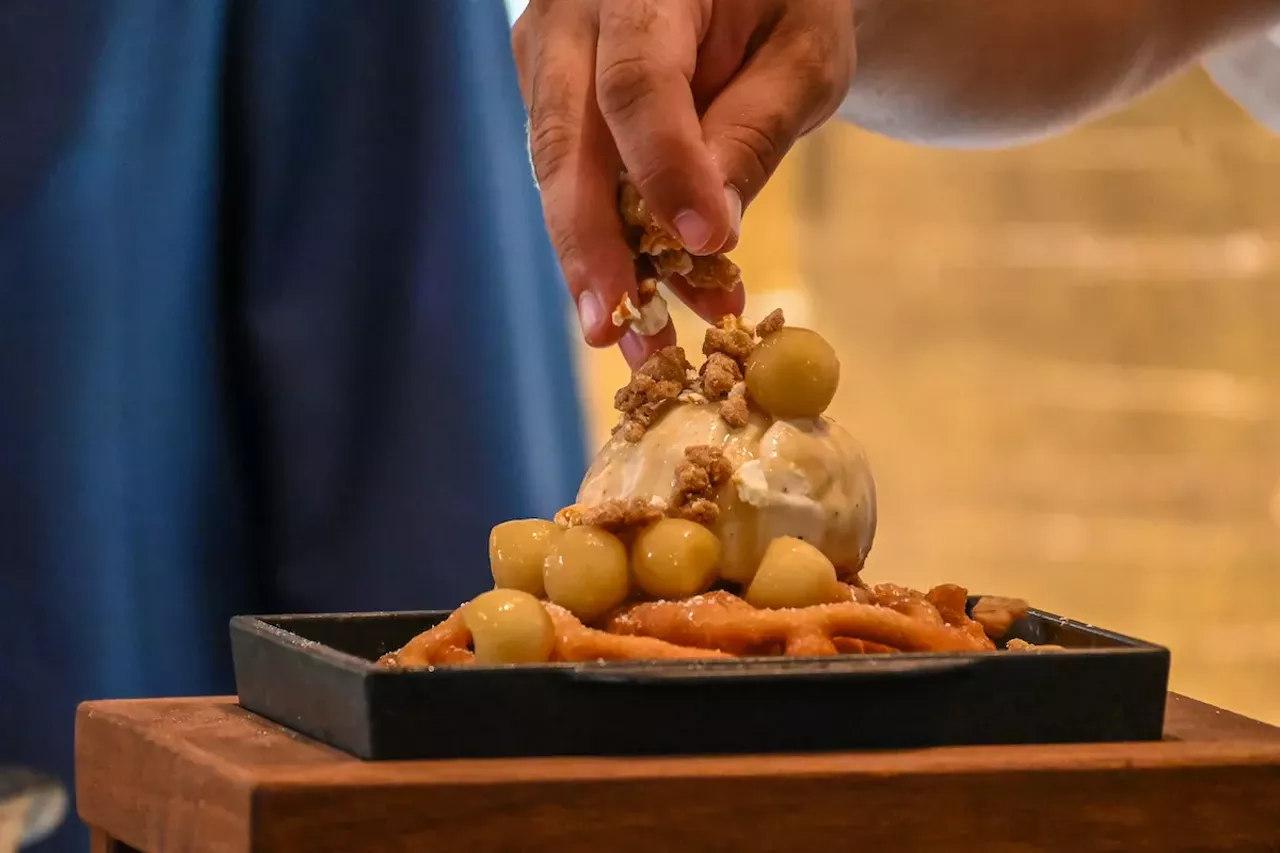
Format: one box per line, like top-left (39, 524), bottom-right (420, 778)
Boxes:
top-left (77, 695), bottom-right (1280, 853)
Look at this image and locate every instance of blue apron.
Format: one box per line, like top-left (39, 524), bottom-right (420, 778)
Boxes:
top-left (0, 2), bottom-right (585, 850)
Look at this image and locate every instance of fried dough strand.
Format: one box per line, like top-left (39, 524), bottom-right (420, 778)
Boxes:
top-left (381, 581), bottom-right (999, 668)
top-left (605, 590), bottom-right (995, 656)
top-left (544, 603), bottom-right (733, 662)
top-left (380, 602), bottom-right (733, 668)
top-left (379, 610), bottom-right (473, 667)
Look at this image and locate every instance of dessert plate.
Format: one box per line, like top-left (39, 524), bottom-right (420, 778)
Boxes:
top-left (230, 599), bottom-right (1170, 760)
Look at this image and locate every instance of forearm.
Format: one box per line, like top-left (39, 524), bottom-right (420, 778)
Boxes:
top-left (843, 0), bottom-right (1280, 147)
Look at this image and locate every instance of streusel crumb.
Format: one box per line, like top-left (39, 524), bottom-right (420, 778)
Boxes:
top-left (703, 325), bottom-right (754, 362)
top-left (652, 249), bottom-right (694, 278)
top-left (675, 498), bottom-right (720, 525)
top-left (755, 308), bottom-right (785, 337)
top-left (639, 345), bottom-right (692, 383)
top-left (685, 253), bottom-right (741, 291)
top-left (699, 352), bottom-right (741, 399)
top-left (612, 346), bottom-right (694, 442)
top-left (719, 383), bottom-right (749, 427)
top-left (619, 175), bottom-right (741, 291)
top-left (671, 445), bottom-right (733, 524)
top-left (555, 497), bottom-right (667, 533)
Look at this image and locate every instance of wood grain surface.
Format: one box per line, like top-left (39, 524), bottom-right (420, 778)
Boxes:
top-left (76, 695), bottom-right (1280, 853)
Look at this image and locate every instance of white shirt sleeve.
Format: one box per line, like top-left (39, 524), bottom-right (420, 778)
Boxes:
top-left (1203, 26), bottom-right (1280, 132)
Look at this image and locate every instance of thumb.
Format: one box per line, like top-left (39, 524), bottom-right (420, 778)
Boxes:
top-left (595, 0), bottom-right (734, 254)
top-left (701, 31), bottom-right (854, 208)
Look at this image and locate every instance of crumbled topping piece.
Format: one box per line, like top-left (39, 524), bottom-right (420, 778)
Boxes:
top-left (970, 596), bottom-right (1031, 639)
top-left (611, 284), bottom-right (670, 337)
top-left (610, 309), bottom-right (790, 436)
top-left (610, 179), bottom-right (792, 435)
top-left (637, 277), bottom-right (659, 304)
top-left (619, 176), bottom-right (741, 291)
top-left (719, 382), bottom-right (749, 427)
top-left (676, 389), bottom-right (709, 405)
top-left (555, 497), bottom-right (667, 533)
top-left (642, 232), bottom-right (685, 256)
top-left (675, 498), bottom-right (720, 526)
top-left (671, 445), bottom-right (733, 524)
top-left (685, 445), bottom-right (735, 481)
top-left (652, 250), bottom-right (694, 277)
top-left (699, 352), bottom-right (741, 399)
top-left (1005, 638), bottom-right (1066, 652)
top-left (696, 310), bottom-right (785, 428)
top-left (755, 308), bottom-right (785, 337)
top-left (620, 181), bottom-right (685, 255)
top-left (640, 345), bottom-right (692, 383)
top-left (612, 346), bottom-right (694, 442)
top-left (685, 253), bottom-right (741, 291)
top-left (703, 324), bottom-right (754, 362)
top-left (613, 373), bottom-right (675, 413)
top-left (699, 312), bottom-right (786, 427)
top-left (611, 294), bottom-right (642, 327)
top-left (619, 180), bottom-right (646, 228)
top-left (617, 419), bottom-right (646, 443)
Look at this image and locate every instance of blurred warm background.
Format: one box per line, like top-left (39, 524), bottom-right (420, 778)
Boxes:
top-left (574, 71), bottom-right (1280, 724)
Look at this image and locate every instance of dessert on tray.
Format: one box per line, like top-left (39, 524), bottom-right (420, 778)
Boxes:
top-left (382, 310), bottom-right (1044, 668)
top-left (382, 179), bottom-right (1041, 669)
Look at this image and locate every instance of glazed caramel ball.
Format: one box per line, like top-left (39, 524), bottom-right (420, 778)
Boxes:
top-left (744, 327), bottom-right (840, 419)
top-left (543, 526), bottom-right (630, 622)
top-left (461, 589), bottom-right (555, 664)
top-left (631, 519), bottom-right (721, 600)
top-left (489, 519), bottom-right (560, 596)
top-left (745, 536), bottom-right (841, 609)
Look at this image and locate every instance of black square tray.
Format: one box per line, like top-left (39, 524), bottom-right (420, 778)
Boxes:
top-left (230, 599), bottom-right (1170, 760)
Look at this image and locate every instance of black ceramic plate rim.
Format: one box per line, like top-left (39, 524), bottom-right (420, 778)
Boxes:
top-left (232, 615), bottom-right (376, 675)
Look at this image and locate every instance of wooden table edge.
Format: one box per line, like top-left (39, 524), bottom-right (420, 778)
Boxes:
top-left (76, 694), bottom-right (1280, 788)
top-left (75, 694), bottom-right (1280, 853)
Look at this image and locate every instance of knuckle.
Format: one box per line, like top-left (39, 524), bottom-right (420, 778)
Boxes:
top-left (601, 0), bottom-right (660, 38)
top-left (638, 159), bottom-right (691, 197)
top-left (789, 27), bottom-right (846, 98)
top-left (596, 53), bottom-right (658, 122)
top-left (627, 156), bottom-right (703, 222)
top-left (527, 113), bottom-right (576, 188)
top-left (527, 60), bottom-right (578, 186)
top-left (718, 119), bottom-right (786, 192)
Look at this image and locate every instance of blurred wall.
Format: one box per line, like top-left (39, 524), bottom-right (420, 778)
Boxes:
top-left (575, 70), bottom-right (1280, 724)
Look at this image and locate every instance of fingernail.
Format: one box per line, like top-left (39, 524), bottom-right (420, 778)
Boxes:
top-left (724, 186), bottom-right (742, 242)
top-left (673, 208), bottom-right (713, 254)
top-left (577, 290), bottom-right (606, 339)
top-left (618, 329), bottom-right (647, 367)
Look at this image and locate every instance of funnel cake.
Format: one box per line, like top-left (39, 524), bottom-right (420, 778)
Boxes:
top-left (381, 299), bottom-right (1045, 669)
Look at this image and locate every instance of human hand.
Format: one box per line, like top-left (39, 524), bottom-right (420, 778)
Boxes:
top-left (513, 0), bottom-right (856, 367)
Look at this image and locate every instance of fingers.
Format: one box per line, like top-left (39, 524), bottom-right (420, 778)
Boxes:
top-left (596, 0), bottom-right (737, 254)
top-left (618, 321), bottom-right (678, 369)
top-left (701, 12), bottom-right (856, 208)
top-left (617, 276), bottom-right (743, 369)
top-left (665, 276), bottom-right (746, 326)
top-left (519, 4), bottom-right (636, 348)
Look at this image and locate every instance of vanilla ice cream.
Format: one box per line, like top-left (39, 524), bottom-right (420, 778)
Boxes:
top-left (577, 401), bottom-right (877, 583)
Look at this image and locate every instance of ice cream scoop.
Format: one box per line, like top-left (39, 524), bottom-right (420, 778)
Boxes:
top-left (577, 401), bottom-right (876, 583)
